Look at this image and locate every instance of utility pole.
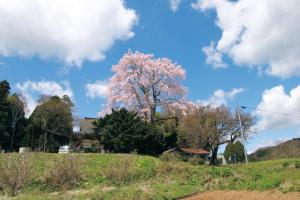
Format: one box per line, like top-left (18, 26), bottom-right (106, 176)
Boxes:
top-left (237, 104), bottom-right (248, 163)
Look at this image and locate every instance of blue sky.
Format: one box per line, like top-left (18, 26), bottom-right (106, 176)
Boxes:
top-left (1, 0), bottom-right (300, 153)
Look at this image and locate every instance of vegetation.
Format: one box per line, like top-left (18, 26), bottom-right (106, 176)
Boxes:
top-left (24, 95), bottom-right (74, 152)
top-left (0, 153), bottom-right (32, 196)
top-left (93, 109), bottom-right (164, 156)
top-left (249, 138), bottom-right (300, 161)
top-left (178, 105), bottom-right (254, 165)
top-left (224, 141), bottom-right (245, 163)
top-left (0, 153), bottom-right (299, 199)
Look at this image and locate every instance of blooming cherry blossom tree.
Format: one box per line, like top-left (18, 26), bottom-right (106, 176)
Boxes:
top-left (104, 50), bottom-right (188, 123)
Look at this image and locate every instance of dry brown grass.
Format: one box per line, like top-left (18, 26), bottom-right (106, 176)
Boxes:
top-left (45, 154), bottom-right (83, 189)
top-left (0, 153), bottom-right (32, 196)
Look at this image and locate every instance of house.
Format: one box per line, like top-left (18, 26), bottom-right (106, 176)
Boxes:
top-left (72, 117), bottom-right (104, 152)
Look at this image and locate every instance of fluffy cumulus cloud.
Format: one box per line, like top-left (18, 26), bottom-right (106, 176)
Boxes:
top-left (193, 0), bottom-right (300, 78)
top-left (169, 0), bottom-right (181, 12)
top-left (0, 0), bottom-right (137, 67)
top-left (85, 81), bottom-right (108, 99)
top-left (197, 88), bottom-right (244, 107)
top-left (15, 80), bottom-right (73, 117)
top-left (256, 85), bottom-right (300, 131)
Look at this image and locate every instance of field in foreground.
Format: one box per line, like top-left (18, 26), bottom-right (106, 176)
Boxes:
top-left (0, 153), bottom-right (300, 200)
top-left (182, 190), bottom-right (300, 200)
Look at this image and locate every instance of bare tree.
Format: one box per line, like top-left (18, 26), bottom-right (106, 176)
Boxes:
top-left (179, 105), bottom-right (254, 165)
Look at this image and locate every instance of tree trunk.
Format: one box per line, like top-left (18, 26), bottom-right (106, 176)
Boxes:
top-left (43, 132), bottom-right (47, 152)
top-left (209, 145), bottom-right (219, 165)
top-left (9, 126), bottom-right (16, 152)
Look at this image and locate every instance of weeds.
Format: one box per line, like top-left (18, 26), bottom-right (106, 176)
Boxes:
top-left (45, 154), bottom-right (83, 189)
top-left (0, 153), bottom-right (32, 196)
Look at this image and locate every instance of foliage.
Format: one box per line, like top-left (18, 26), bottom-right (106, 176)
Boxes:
top-left (25, 95), bottom-right (74, 152)
top-left (45, 154), bottom-right (83, 189)
top-left (224, 141), bottom-right (245, 163)
top-left (0, 80), bottom-right (10, 150)
top-left (103, 50), bottom-right (190, 123)
top-left (249, 138), bottom-right (300, 161)
top-left (159, 152), bottom-right (185, 162)
top-left (93, 109), bottom-right (164, 156)
top-left (100, 155), bottom-right (140, 185)
top-left (179, 105), bottom-right (254, 165)
top-left (7, 94), bottom-right (27, 152)
top-left (188, 156), bottom-right (205, 165)
top-left (0, 153), bottom-right (32, 196)
top-left (0, 154), bottom-right (300, 199)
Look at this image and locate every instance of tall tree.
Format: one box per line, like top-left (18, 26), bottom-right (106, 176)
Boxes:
top-left (26, 95), bottom-right (73, 152)
top-left (93, 109), bottom-right (164, 156)
top-left (104, 50), bottom-right (188, 123)
top-left (179, 105), bottom-right (254, 165)
top-left (0, 80), bottom-right (10, 150)
top-left (224, 141), bottom-right (246, 163)
top-left (7, 94), bottom-right (26, 151)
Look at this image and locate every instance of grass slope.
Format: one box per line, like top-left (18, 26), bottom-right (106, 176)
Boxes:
top-left (249, 138), bottom-right (300, 161)
top-left (0, 153), bottom-right (299, 200)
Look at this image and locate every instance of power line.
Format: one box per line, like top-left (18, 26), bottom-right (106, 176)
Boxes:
top-left (241, 105), bottom-right (300, 118)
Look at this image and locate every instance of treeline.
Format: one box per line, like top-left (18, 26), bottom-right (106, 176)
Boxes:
top-left (0, 80), bottom-right (74, 152)
top-left (92, 105), bottom-right (254, 164)
top-left (1, 79), bottom-right (254, 162)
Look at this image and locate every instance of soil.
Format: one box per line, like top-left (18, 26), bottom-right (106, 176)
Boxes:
top-left (181, 190), bottom-right (300, 200)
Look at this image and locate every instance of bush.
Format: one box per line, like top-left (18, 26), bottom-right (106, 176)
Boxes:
top-left (295, 161), bottom-right (300, 168)
top-left (188, 157), bottom-right (205, 165)
top-left (0, 153), bottom-right (32, 196)
top-left (156, 162), bottom-right (192, 178)
top-left (100, 155), bottom-right (139, 185)
top-left (45, 154), bottom-right (83, 189)
top-left (159, 152), bottom-right (185, 162)
top-left (282, 161), bottom-right (289, 167)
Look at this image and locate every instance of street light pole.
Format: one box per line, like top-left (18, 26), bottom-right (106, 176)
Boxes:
top-left (237, 104), bottom-right (248, 163)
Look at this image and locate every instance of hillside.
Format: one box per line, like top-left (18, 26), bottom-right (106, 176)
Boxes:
top-left (0, 153), bottom-right (300, 199)
top-left (249, 138), bottom-right (300, 161)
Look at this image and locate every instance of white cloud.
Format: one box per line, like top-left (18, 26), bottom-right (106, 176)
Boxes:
top-left (193, 0), bottom-right (300, 78)
top-left (85, 81), bottom-right (108, 99)
top-left (0, 0), bottom-right (137, 67)
top-left (15, 80), bottom-right (73, 117)
top-left (169, 0), bottom-right (181, 12)
top-left (202, 42), bottom-right (227, 69)
top-left (197, 88), bottom-right (244, 107)
top-left (256, 85), bottom-right (300, 131)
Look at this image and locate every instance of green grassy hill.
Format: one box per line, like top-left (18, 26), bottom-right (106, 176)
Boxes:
top-left (0, 153), bottom-right (299, 200)
top-left (249, 138), bottom-right (300, 161)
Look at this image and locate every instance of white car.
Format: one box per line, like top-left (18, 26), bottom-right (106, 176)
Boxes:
top-left (58, 145), bottom-right (71, 153)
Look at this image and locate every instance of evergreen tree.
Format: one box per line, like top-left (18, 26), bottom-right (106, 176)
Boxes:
top-left (224, 141), bottom-right (246, 163)
top-left (93, 109), bottom-right (164, 156)
top-left (0, 80), bottom-right (11, 150)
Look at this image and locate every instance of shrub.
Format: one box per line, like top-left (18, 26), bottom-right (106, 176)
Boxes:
top-left (100, 155), bottom-right (139, 184)
top-left (282, 161), bottom-right (289, 168)
top-left (156, 162), bottom-right (193, 178)
top-left (295, 161), bottom-right (300, 169)
top-left (45, 154), bottom-right (83, 189)
top-left (159, 152), bottom-right (184, 162)
top-left (0, 153), bottom-right (32, 196)
top-left (188, 157), bottom-right (205, 165)
top-left (209, 167), bottom-right (233, 178)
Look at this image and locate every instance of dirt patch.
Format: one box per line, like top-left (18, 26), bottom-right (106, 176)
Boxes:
top-left (181, 190), bottom-right (300, 200)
